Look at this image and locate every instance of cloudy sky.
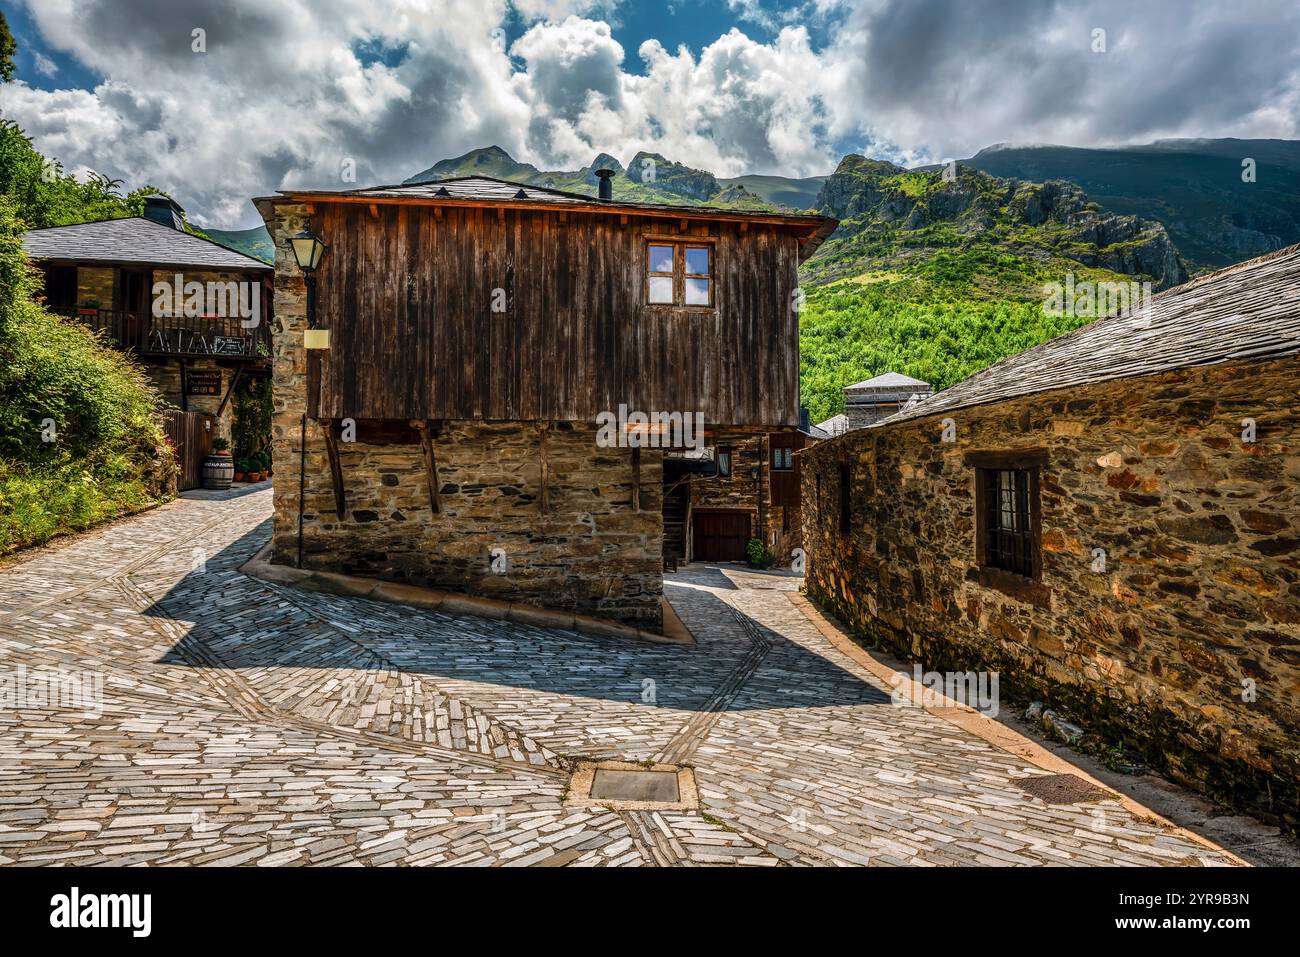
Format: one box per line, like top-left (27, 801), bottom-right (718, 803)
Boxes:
top-left (2, 0), bottom-right (1297, 228)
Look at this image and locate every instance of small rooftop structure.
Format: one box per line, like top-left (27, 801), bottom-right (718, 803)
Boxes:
top-left (881, 242), bottom-right (1300, 426)
top-left (812, 413), bottom-right (849, 437)
top-left (821, 371), bottom-right (935, 432)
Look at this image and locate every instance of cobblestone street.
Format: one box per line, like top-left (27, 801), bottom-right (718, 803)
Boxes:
top-left (0, 488), bottom-right (1257, 866)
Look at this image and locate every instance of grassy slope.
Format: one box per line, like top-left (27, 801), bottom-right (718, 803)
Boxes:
top-left (797, 164), bottom-right (1159, 423)
top-left (205, 226), bottom-right (274, 263)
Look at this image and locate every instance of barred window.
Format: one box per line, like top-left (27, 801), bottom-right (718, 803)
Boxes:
top-left (980, 468), bottom-right (1036, 576)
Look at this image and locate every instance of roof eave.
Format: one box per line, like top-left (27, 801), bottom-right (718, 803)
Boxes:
top-left (266, 189), bottom-right (833, 229)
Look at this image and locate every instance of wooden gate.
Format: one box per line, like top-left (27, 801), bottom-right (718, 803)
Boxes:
top-left (162, 410), bottom-right (215, 491)
top-left (692, 509), bottom-right (753, 562)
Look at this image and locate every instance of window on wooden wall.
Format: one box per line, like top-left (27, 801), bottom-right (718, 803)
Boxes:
top-left (645, 240), bottom-right (714, 307)
top-left (839, 462), bottom-right (852, 533)
top-left (968, 450), bottom-right (1046, 582)
top-left (771, 446), bottom-right (793, 471)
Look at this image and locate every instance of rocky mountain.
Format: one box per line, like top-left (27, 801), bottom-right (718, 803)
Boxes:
top-left (405, 145), bottom-right (772, 210)
top-left (959, 139), bottom-right (1300, 271)
top-left (796, 156), bottom-right (1192, 423)
top-left (811, 154), bottom-right (1187, 291)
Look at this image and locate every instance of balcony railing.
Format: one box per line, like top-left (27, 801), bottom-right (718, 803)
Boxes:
top-left (52, 308), bottom-right (270, 360)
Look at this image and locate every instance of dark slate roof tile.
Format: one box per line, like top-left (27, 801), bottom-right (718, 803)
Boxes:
top-left (22, 217), bottom-right (272, 271)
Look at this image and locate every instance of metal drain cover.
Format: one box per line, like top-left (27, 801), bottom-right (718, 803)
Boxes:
top-left (1017, 773), bottom-right (1112, 805)
top-left (565, 760), bottom-right (699, 811)
top-left (590, 769), bottom-right (680, 803)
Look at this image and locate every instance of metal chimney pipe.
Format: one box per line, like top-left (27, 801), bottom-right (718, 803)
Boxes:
top-left (594, 168), bottom-right (615, 201)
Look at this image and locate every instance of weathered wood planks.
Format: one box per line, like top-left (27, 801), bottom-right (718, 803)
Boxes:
top-left (307, 204), bottom-right (806, 429)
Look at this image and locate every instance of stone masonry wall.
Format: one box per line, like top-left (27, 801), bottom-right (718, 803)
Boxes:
top-left (262, 202), bottom-right (663, 627)
top-left (800, 356), bottom-right (1300, 825)
top-left (75, 266), bottom-right (114, 308)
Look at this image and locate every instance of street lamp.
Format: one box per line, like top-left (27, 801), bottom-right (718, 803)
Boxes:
top-left (289, 230), bottom-right (329, 349)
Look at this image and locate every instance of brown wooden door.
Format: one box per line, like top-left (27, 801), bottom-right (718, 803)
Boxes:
top-left (162, 410), bottom-right (215, 490)
top-left (693, 510), bottom-right (752, 562)
top-left (119, 268), bottom-right (151, 350)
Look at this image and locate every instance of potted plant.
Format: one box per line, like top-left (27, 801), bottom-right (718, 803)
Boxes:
top-left (745, 537), bottom-right (775, 569)
top-left (233, 458), bottom-right (249, 483)
top-left (203, 437), bottom-right (234, 490)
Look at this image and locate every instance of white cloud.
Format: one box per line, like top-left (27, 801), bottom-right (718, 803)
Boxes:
top-left (0, 0), bottom-right (1296, 227)
top-left (32, 52), bottom-right (59, 77)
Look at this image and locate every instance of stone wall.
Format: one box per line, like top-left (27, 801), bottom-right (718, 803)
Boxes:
top-left (144, 360), bottom-right (235, 441)
top-left (800, 355), bottom-right (1300, 825)
top-left (262, 201), bottom-right (663, 627)
top-left (690, 435), bottom-right (763, 510)
top-left (75, 266), bottom-right (114, 308)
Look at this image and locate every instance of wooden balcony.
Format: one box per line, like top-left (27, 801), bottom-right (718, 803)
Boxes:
top-left (53, 308), bottom-right (270, 361)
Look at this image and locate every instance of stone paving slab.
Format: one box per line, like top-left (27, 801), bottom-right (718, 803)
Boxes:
top-left (0, 488), bottom-right (1255, 866)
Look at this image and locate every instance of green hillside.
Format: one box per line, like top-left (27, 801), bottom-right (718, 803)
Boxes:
top-left (720, 173), bottom-right (826, 211)
top-left (797, 156), bottom-right (1188, 422)
top-left (205, 225), bottom-right (274, 263)
top-left (961, 139), bottom-right (1300, 271)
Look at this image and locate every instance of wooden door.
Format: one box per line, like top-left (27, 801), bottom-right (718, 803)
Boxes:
top-left (693, 509), bottom-right (752, 562)
top-left (162, 410), bottom-right (215, 490)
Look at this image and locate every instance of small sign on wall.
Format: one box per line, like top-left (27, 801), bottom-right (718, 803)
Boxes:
top-left (186, 369), bottom-right (221, 396)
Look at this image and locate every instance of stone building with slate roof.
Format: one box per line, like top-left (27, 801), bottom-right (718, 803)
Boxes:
top-left (254, 175), bottom-right (834, 628)
top-left (23, 196), bottom-right (274, 449)
top-left (799, 243), bottom-right (1300, 826)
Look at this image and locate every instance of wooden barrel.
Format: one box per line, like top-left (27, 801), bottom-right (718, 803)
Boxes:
top-left (202, 454), bottom-right (234, 490)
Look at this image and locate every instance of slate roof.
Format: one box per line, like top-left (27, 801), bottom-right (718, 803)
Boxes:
top-left (261, 175), bottom-right (839, 259)
top-left (347, 176), bottom-right (596, 205)
top-left (804, 422), bottom-right (834, 440)
top-left (879, 242), bottom-right (1300, 427)
top-left (814, 414), bottom-right (850, 437)
top-left (22, 217), bottom-right (272, 271)
top-left (846, 371), bottom-right (932, 390)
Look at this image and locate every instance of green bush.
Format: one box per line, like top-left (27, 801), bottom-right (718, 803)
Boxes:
top-left (745, 537), bottom-right (774, 568)
top-left (232, 376), bottom-right (272, 460)
top-left (0, 196), bottom-right (175, 554)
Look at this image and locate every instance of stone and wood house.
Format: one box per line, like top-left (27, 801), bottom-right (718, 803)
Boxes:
top-left (23, 195), bottom-right (274, 448)
top-left (799, 244), bottom-right (1300, 824)
top-left (663, 423), bottom-right (819, 567)
top-left (254, 175), bottom-right (834, 629)
top-left (815, 371), bottom-right (933, 436)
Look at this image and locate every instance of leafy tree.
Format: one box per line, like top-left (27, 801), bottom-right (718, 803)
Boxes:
top-left (0, 11), bottom-right (16, 83)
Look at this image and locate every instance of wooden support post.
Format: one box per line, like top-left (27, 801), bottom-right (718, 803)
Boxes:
top-left (322, 420), bottom-right (346, 519)
top-left (215, 366), bottom-right (243, 419)
top-left (538, 423), bottom-right (550, 514)
top-left (178, 358), bottom-right (189, 412)
top-left (414, 420), bottom-right (440, 514)
top-left (631, 445), bottom-right (642, 512)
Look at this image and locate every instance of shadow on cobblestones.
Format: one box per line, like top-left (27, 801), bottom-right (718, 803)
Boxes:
top-left (145, 528), bottom-right (887, 717)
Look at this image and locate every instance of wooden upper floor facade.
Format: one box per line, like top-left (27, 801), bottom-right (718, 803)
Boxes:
top-left (23, 198), bottom-right (273, 364)
top-left (256, 177), bottom-right (836, 430)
